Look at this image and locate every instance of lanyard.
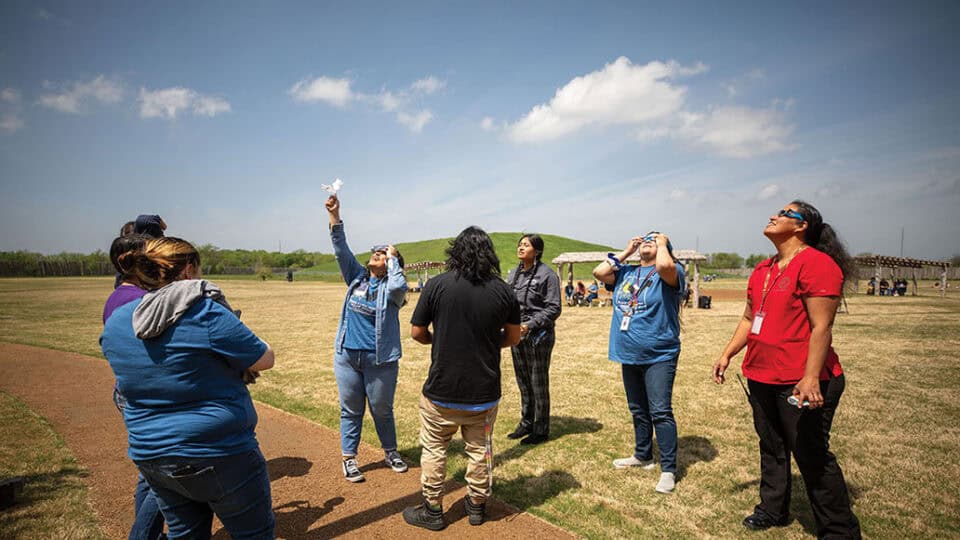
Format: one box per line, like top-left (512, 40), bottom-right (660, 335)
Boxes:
top-left (511, 262), bottom-right (540, 310)
top-left (758, 247), bottom-right (805, 312)
top-left (621, 265), bottom-right (657, 316)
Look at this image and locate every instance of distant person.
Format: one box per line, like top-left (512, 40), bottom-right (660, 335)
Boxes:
top-left (564, 280), bottom-right (575, 304)
top-left (879, 278), bottom-right (889, 296)
top-left (286, 269), bottom-right (294, 282)
top-left (403, 226), bottom-right (521, 530)
top-left (326, 195), bottom-right (409, 482)
top-left (134, 214), bottom-right (166, 238)
top-left (104, 234), bottom-right (166, 540)
top-left (505, 234), bottom-right (561, 445)
top-left (574, 280), bottom-right (586, 305)
top-left (100, 237), bottom-right (276, 538)
top-left (713, 201), bottom-right (861, 537)
top-left (114, 221), bottom-right (138, 289)
top-left (593, 231), bottom-right (685, 494)
top-left (586, 280), bottom-right (599, 305)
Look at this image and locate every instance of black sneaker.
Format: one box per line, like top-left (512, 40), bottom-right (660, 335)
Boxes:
top-left (341, 458), bottom-right (365, 483)
top-left (463, 495), bottom-right (486, 526)
top-left (520, 433), bottom-right (549, 445)
top-left (742, 509), bottom-right (788, 531)
top-left (506, 426), bottom-right (530, 440)
top-left (402, 499), bottom-right (446, 531)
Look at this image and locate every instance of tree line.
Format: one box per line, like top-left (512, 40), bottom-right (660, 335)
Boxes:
top-left (0, 246), bottom-right (337, 277)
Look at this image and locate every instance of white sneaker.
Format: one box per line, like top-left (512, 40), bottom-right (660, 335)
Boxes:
top-left (612, 456), bottom-right (656, 470)
top-left (655, 472), bottom-right (675, 493)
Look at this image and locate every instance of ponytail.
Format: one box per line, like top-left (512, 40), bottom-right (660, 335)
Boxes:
top-left (790, 200), bottom-right (856, 287)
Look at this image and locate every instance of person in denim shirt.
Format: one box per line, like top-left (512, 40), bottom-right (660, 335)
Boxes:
top-left (326, 195), bottom-right (409, 483)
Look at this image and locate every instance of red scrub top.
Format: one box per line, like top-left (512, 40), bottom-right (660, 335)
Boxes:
top-left (742, 247), bottom-right (845, 385)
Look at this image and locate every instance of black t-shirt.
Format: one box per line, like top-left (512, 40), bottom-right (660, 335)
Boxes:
top-left (410, 271), bottom-right (521, 404)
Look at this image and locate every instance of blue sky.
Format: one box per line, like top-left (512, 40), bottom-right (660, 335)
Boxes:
top-left (1, 1), bottom-right (958, 260)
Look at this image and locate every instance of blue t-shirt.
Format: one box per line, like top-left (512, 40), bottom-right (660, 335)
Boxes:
top-left (608, 263), bottom-right (684, 365)
top-left (100, 298), bottom-right (267, 461)
top-left (343, 276), bottom-right (379, 351)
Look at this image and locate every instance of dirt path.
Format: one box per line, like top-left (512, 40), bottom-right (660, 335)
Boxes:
top-left (0, 343), bottom-right (574, 539)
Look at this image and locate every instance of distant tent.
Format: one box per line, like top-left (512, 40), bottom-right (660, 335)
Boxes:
top-left (854, 255), bottom-right (951, 297)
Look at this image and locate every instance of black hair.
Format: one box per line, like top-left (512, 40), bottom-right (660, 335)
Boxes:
top-left (518, 233), bottom-right (545, 262)
top-left (109, 234), bottom-right (147, 276)
top-left (445, 226), bottom-right (501, 284)
top-left (790, 200), bottom-right (856, 285)
top-left (120, 221), bottom-right (136, 236)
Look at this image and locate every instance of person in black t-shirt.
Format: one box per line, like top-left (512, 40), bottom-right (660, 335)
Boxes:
top-left (402, 226), bottom-right (521, 531)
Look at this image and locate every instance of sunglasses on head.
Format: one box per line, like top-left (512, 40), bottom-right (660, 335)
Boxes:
top-left (777, 209), bottom-right (805, 221)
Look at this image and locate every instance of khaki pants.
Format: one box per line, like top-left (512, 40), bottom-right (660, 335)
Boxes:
top-left (418, 395), bottom-right (498, 507)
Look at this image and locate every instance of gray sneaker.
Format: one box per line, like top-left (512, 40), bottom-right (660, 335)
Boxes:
top-left (342, 458), bottom-right (365, 483)
top-left (385, 450), bottom-right (408, 473)
top-left (655, 472), bottom-right (676, 493)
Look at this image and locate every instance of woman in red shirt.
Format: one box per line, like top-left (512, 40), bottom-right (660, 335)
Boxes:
top-left (713, 201), bottom-right (861, 539)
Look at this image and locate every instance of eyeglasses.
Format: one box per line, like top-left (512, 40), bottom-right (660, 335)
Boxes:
top-left (777, 209), bottom-right (805, 221)
top-left (641, 232), bottom-right (660, 242)
top-left (370, 245), bottom-right (389, 253)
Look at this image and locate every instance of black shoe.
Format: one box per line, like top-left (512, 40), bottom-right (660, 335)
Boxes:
top-left (402, 499), bottom-right (446, 531)
top-left (520, 433), bottom-right (549, 445)
top-left (463, 495), bottom-right (486, 526)
top-left (506, 426), bottom-right (530, 440)
top-left (742, 509), bottom-right (788, 531)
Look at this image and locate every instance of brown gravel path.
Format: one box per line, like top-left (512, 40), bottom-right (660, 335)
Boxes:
top-left (0, 343), bottom-right (575, 539)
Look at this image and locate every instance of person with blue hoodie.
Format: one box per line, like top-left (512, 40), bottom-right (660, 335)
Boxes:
top-left (326, 195), bottom-right (409, 482)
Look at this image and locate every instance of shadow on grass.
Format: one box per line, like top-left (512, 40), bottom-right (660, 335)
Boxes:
top-left (491, 470), bottom-right (581, 512)
top-left (734, 473), bottom-right (864, 537)
top-left (677, 435), bottom-right (718, 478)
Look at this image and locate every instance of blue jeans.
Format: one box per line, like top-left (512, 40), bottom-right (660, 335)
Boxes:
top-left (334, 349), bottom-right (399, 456)
top-left (135, 449), bottom-right (274, 540)
top-left (621, 359), bottom-right (678, 473)
top-left (130, 473), bottom-right (165, 540)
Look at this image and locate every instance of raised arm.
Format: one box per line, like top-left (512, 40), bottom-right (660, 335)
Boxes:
top-left (326, 196), bottom-right (366, 284)
top-left (654, 233), bottom-right (679, 288)
top-left (593, 237), bottom-right (641, 286)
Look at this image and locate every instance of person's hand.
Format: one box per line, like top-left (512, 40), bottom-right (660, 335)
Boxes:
top-left (325, 195), bottom-right (340, 214)
top-left (386, 245), bottom-right (398, 258)
top-left (520, 323), bottom-right (529, 337)
top-left (655, 233), bottom-right (670, 248)
top-left (712, 356), bottom-right (730, 384)
top-left (624, 237), bottom-right (642, 256)
top-left (793, 375), bottom-right (823, 409)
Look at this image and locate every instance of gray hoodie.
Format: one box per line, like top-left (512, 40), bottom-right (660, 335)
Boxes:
top-left (133, 279), bottom-right (233, 339)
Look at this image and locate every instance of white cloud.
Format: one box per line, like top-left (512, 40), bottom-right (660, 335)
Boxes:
top-left (397, 110), bottom-right (433, 133)
top-left (1, 88), bottom-right (21, 103)
top-left (507, 57), bottom-right (706, 143)
top-left (757, 183), bottom-right (781, 201)
top-left (411, 76), bottom-right (445, 95)
top-left (138, 87), bottom-right (231, 119)
top-left (667, 188), bottom-right (687, 201)
top-left (480, 116), bottom-right (497, 132)
top-left (291, 74), bottom-right (444, 132)
top-left (38, 75), bottom-right (123, 114)
top-left (193, 95), bottom-right (231, 117)
top-left (0, 114), bottom-right (24, 134)
top-left (288, 76), bottom-right (353, 107)
top-left (680, 105), bottom-right (795, 158)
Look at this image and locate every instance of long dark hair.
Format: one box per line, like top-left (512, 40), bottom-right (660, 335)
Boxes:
top-left (445, 226), bottom-right (501, 284)
top-left (790, 200), bottom-right (856, 285)
top-left (110, 234), bottom-right (147, 277)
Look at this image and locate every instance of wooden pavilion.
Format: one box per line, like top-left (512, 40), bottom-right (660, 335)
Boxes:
top-left (405, 261), bottom-right (445, 291)
top-left (854, 255), bottom-right (951, 297)
top-left (551, 250), bottom-right (708, 305)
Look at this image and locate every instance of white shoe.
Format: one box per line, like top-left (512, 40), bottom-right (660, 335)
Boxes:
top-left (655, 472), bottom-right (675, 493)
top-left (612, 456), bottom-right (656, 470)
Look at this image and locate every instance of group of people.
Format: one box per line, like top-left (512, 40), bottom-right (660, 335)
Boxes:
top-left (99, 199), bottom-right (861, 539)
top-left (867, 277), bottom-right (909, 296)
top-left (564, 279), bottom-right (600, 306)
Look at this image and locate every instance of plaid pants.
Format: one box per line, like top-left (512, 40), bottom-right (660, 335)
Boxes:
top-left (510, 329), bottom-right (555, 436)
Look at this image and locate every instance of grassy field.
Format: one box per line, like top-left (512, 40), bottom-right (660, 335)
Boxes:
top-left (0, 390), bottom-right (104, 539)
top-left (0, 276), bottom-right (958, 538)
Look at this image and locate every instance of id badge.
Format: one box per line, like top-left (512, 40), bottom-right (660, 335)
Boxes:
top-left (750, 311), bottom-right (765, 334)
top-left (620, 315), bottom-right (631, 331)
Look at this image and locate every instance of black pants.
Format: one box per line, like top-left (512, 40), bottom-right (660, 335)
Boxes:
top-left (510, 329), bottom-right (554, 436)
top-left (748, 375), bottom-right (861, 539)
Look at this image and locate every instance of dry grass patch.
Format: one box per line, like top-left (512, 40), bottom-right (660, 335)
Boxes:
top-left (1, 277), bottom-right (959, 538)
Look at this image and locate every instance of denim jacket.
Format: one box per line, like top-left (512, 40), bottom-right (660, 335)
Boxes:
top-left (330, 221), bottom-right (406, 364)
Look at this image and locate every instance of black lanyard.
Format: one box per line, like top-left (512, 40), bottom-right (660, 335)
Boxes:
top-left (511, 262), bottom-right (539, 309)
